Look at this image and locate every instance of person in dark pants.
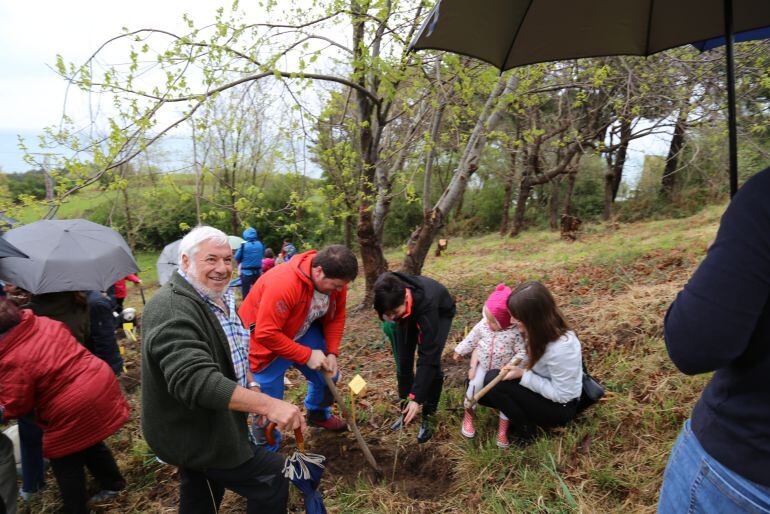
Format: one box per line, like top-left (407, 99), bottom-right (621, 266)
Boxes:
top-left (657, 167), bottom-right (770, 512)
top-left (478, 281), bottom-right (583, 442)
top-left (234, 227), bottom-right (264, 299)
top-left (18, 291), bottom-right (91, 501)
top-left (373, 272), bottom-right (456, 443)
top-left (141, 227), bottom-right (303, 513)
top-left (0, 427), bottom-right (17, 514)
top-left (0, 298), bottom-right (129, 514)
top-left (86, 291), bottom-right (124, 376)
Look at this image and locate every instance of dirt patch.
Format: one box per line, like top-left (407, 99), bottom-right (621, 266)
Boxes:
top-left (442, 352), bottom-right (468, 388)
top-left (305, 429), bottom-right (455, 500)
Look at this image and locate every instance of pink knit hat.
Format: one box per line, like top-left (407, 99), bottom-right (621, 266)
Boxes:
top-left (485, 284), bottom-right (512, 329)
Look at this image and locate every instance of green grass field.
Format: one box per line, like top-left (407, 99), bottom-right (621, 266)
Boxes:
top-left (17, 203), bottom-right (724, 513)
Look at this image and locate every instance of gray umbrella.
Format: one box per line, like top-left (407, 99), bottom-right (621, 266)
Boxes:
top-left (0, 238), bottom-right (28, 259)
top-left (157, 239), bottom-right (181, 286)
top-left (0, 219), bottom-right (139, 294)
top-left (410, 0), bottom-right (770, 197)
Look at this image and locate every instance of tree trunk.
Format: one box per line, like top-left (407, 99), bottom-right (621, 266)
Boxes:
top-left (548, 178), bottom-right (560, 230)
top-left (602, 118), bottom-right (631, 220)
top-left (499, 176), bottom-right (515, 235)
top-left (402, 73), bottom-right (520, 275)
top-left (344, 214), bottom-right (354, 249)
top-left (423, 104), bottom-right (445, 214)
top-left (562, 171), bottom-right (577, 215)
top-left (121, 183), bottom-right (136, 253)
top-left (510, 181), bottom-right (532, 237)
top-left (661, 109), bottom-right (688, 196)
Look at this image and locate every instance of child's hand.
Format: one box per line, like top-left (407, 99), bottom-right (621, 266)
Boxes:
top-left (453, 352), bottom-right (462, 362)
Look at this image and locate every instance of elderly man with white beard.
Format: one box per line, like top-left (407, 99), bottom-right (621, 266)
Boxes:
top-left (141, 226), bottom-right (304, 514)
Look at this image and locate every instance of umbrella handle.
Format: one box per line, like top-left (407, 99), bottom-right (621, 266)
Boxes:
top-left (265, 422), bottom-right (277, 447)
top-left (295, 427), bottom-right (305, 453)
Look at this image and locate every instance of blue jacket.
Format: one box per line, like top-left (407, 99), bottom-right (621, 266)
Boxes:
top-left (664, 166), bottom-right (770, 487)
top-left (234, 227), bottom-right (264, 276)
top-left (87, 291), bottom-right (123, 376)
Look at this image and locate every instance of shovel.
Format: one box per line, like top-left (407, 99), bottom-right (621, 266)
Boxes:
top-left (465, 357), bottom-right (522, 410)
top-left (263, 374), bottom-right (382, 477)
top-left (322, 372), bottom-right (382, 476)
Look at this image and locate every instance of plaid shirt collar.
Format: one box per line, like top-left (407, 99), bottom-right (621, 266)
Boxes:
top-left (177, 270), bottom-right (250, 388)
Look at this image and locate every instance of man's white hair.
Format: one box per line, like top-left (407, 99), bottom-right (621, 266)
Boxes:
top-left (178, 226), bottom-right (230, 266)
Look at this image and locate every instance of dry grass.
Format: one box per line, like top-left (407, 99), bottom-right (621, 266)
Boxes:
top-left (16, 204), bottom-right (722, 513)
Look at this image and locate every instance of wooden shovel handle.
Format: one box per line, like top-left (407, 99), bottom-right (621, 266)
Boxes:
top-left (322, 372), bottom-right (381, 474)
top-left (467, 357), bottom-right (522, 409)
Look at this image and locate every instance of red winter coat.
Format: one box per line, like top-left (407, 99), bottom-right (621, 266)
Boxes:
top-left (114, 274), bottom-right (141, 300)
top-left (0, 310), bottom-right (129, 458)
top-left (239, 250), bottom-right (348, 372)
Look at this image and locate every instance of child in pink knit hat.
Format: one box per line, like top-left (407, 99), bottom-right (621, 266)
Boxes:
top-left (453, 284), bottom-right (528, 448)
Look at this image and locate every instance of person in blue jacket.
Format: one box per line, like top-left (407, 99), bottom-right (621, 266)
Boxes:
top-left (234, 227), bottom-right (265, 299)
top-left (87, 290), bottom-right (124, 376)
top-left (657, 166), bottom-right (770, 513)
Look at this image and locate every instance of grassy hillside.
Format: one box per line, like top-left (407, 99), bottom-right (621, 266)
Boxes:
top-left (21, 204), bottom-right (724, 513)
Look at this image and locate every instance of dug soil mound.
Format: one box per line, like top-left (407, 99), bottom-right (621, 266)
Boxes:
top-left (305, 429), bottom-right (455, 500)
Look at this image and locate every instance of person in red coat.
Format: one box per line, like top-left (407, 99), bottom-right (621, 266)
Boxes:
top-left (0, 298), bottom-right (129, 514)
top-left (113, 274), bottom-right (141, 312)
top-left (239, 245), bottom-right (358, 448)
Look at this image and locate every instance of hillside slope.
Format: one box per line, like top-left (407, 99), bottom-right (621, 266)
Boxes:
top-left (24, 205), bottom-right (723, 513)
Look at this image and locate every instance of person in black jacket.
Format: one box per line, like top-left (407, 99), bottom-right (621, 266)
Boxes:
top-left (657, 166), bottom-right (770, 512)
top-left (87, 291), bottom-right (124, 376)
top-left (373, 272), bottom-right (455, 443)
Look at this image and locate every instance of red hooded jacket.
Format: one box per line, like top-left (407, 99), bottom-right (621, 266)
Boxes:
top-left (114, 274), bottom-right (141, 300)
top-left (238, 251), bottom-right (348, 372)
top-left (0, 310), bottom-right (129, 458)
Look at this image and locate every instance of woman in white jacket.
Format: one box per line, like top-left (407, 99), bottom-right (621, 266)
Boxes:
top-left (477, 281), bottom-right (583, 443)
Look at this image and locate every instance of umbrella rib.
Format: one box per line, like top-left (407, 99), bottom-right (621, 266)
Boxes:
top-left (644, 0), bottom-right (655, 55)
top-left (501, 0), bottom-right (535, 70)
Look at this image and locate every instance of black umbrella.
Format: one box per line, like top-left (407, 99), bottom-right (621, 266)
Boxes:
top-left (0, 238), bottom-right (28, 259)
top-left (410, 0), bottom-right (770, 197)
top-left (0, 219), bottom-right (139, 294)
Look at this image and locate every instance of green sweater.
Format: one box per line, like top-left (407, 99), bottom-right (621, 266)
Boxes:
top-left (141, 272), bottom-right (252, 470)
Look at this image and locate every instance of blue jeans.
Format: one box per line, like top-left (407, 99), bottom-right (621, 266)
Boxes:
top-left (658, 420), bottom-right (770, 513)
top-left (253, 323), bottom-right (338, 450)
top-left (240, 271), bottom-right (261, 299)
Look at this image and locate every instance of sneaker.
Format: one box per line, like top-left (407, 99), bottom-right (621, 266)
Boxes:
top-left (461, 409), bottom-right (475, 438)
top-left (390, 414), bottom-right (405, 431)
top-left (308, 413), bottom-right (348, 431)
top-left (497, 417), bottom-right (510, 449)
top-left (88, 489), bottom-right (121, 504)
top-left (417, 417), bottom-right (435, 444)
top-left (19, 489), bottom-right (43, 502)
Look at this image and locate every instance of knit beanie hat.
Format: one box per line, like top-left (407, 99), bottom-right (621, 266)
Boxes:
top-left (485, 284), bottom-right (512, 329)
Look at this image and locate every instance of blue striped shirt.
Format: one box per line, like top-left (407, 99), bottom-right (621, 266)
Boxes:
top-left (178, 270), bottom-right (250, 388)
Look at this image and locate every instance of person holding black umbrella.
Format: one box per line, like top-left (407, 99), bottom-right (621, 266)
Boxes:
top-left (658, 166), bottom-right (770, 512)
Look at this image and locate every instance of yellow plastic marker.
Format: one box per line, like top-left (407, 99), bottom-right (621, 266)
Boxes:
top-left (123, 322), bottom-right (137, 342)
top-left (348, 374), bottom-right (367, 396)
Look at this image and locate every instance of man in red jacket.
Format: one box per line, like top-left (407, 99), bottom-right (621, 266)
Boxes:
top-left (239, 245), bottom-right (358, 448)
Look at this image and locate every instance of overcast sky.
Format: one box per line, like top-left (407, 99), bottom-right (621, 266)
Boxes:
top-left (0, 1), bottom-right (242, 172)
top-left (0, 1), bottom-right (670, 182)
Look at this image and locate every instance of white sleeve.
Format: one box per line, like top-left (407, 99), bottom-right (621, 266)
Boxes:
top-left (519, 338), bottom-right (582, 403)
top-left (454, 319), bottom-right (484, 356)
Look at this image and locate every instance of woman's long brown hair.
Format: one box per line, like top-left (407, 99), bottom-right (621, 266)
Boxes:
top-left (506, 281), bottom-right (570, 368)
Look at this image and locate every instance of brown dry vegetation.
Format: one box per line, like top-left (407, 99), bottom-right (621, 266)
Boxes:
top-left (17, 204), bottom-right (723, 513)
